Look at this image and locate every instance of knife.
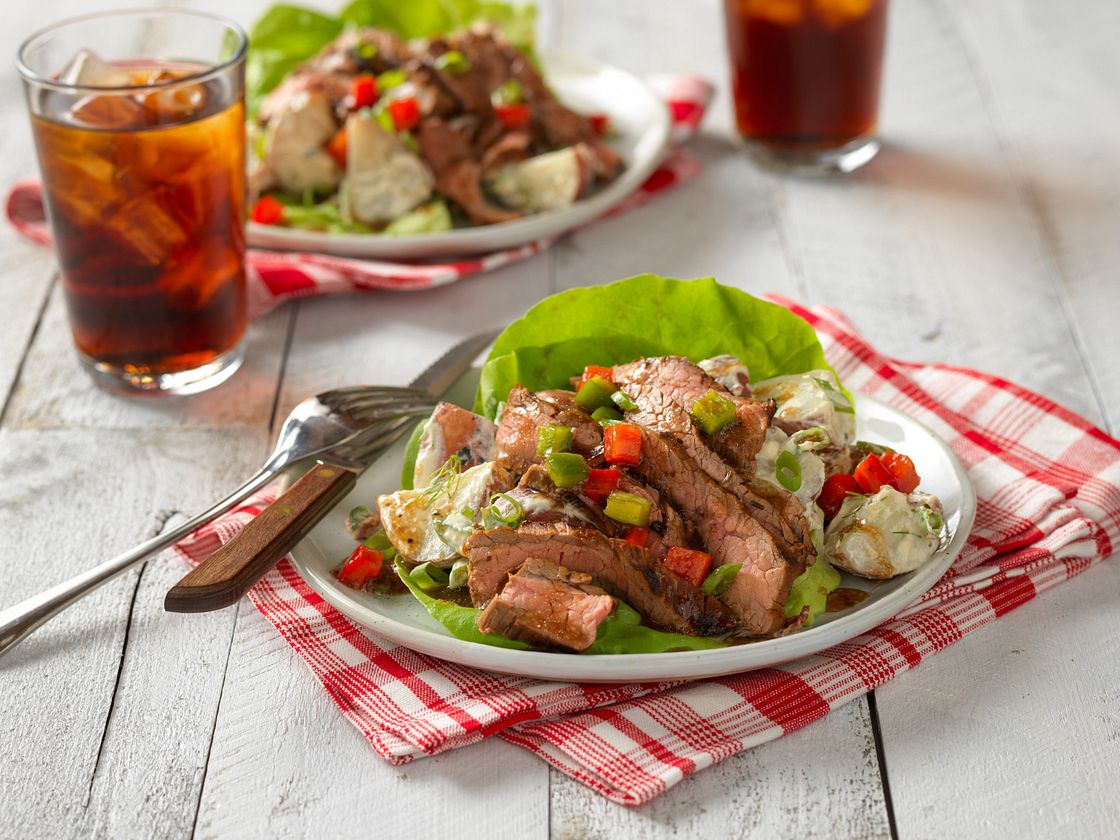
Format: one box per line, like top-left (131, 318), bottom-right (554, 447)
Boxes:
top-left (163, 329), bottom-right (498, 614)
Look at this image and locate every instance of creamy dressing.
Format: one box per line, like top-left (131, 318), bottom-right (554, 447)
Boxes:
top-left (697, 355), bottom-right (753, 397)
top-left (754, 426), bottom-right (827, 512)
top-left (753, 370), bottom-right (856, 447)
top-left (824, 487), bottom-right (943, 579)
top-left (378, 461), bottom-right (502, 567)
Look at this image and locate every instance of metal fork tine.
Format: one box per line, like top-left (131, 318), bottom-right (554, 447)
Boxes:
top-left (335, 400), bottom-right (437, 425)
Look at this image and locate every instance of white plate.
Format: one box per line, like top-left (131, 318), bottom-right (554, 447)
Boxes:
top-left (289, 374), bottom-right (977, 683)
top-left (248, 51), bottom-right (672, 261)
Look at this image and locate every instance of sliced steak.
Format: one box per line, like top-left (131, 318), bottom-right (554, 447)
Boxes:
top-left (464, 524), bottom-right (736, 636)
top-left (494, 386), bottom-right (602, 475)
top-left (614, 475), bottom-right (694, 560)
top-left (629, 429), bottom-right (801, 635)
top-left (477, 558), bottom-right (614, 652)
top-left (612, 357), bottom-right (814, 576)
top-left (416, 118), bottom-right (519, 224)
top-left (507, 465), bottom-right (617, 532)
top-left (613, 355), bottom-right (774, 469)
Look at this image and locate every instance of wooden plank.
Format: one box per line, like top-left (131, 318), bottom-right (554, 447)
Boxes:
top-left (550, 699), bottom-right (889, 840)
top-left (939, 0), bottom-right (1120, 432)
top-left (0, 427), bottom-right (265, 839)
top-left (193, 604), bottom-right (550, 839)
top-left (868, 1), bottom-right (1120, 838)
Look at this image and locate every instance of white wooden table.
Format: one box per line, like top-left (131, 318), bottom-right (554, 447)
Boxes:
top-left (3, 1), bottom-right (1118, 837)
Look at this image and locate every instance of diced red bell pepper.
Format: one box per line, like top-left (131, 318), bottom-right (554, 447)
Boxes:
top-left (588, 113), bottom-right (611, 135)
top-left (880, 451), bottom-right (921, 494)
top-left (387, 96), bottom-right (421, 131)
top-left (582, 467), bottom-right (621, 503)
top-left (817, 473), bottom-right (861, 520)
top-left (578, 364), bottom-right (614, 390)
top-left (337, 545), bottom-right (383, 589)
top-left (350, 74), bottom-right (378, 109)
top-left (603, 423), bottom-right (642, 467)
top-left (854, 453), bottom-right (895, 495)
top-left (663, 547), bottom-right (713, 589)
top-left (623, 526), bottom-right (650, 548)
top-left (494, 103), bottom-right (531, 130)
top-left (326, 127), bottom-right (348, 167)
top-left (250, 195), bottom-right (285, 226)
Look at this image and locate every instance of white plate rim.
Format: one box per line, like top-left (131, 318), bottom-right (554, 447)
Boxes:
top-left (247, 50), bottom-right (672, 262)
top-left (289, 394), bottom-right (977, 683)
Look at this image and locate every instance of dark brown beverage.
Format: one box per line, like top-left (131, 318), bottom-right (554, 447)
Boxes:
top-left (724, 0), bottom-right (888, 170)
top-left (31, 63), bottom-right (246, 381)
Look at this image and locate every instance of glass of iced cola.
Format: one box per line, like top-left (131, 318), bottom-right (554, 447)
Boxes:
top-left (17, 10), bottom-right (248, 394)
top-left (724, 0), bottom-right (889, 173)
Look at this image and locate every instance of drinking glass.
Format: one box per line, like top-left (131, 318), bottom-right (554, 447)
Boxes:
top-left (724, 0), bottom-right (889, 173)
top-left (17, 10), bottom-right (248, 394)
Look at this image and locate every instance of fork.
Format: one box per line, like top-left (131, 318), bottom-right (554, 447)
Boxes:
top-left (0, 386), bottom-right (437, 659)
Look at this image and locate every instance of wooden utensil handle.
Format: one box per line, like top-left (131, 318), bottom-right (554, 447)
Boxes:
top-left (164, 463), bottom-right (357, 613)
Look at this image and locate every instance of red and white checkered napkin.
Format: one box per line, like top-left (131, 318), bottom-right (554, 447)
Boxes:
top-left (173, 297), bottom-right (1119, 806)
top-left (5, 75), bottom-right (710, 314)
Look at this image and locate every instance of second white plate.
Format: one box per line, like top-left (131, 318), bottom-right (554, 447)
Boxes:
top-left (248, 51), bottom-right (672, 262)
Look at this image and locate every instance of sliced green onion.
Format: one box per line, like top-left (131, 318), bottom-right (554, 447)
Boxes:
top-left (789, 426), bottom-right (831, 451)
top-left (377, 68), bottom-right (407, 91)
top-left (536, 423), bottom-right (573, 456)
top-left (574, 375), bottom-right (618, 411)
top-left (482, 492), bottom-right (524, 529)
top-left (610, 390), bottom-right (638, 411)
top-left (374, 107), bottom-right (395, 133)
top-left (917, 506), bottom-right (944, 534)
top-left (603, 491), bottom-right (652, 527)
top-left (854, 440), bottom-right (892, 458)
top-left (701, 563), bottom-right (742, 596)
top-left (690, 389), bottom-right (737, 435)
top-left (363, 529), bottom-right (393, 552)
top-left (491, 79), bottom-right (523, 105)
top-left (356, 42), bottom-right (378, 60)
top-left (434, 49), bottom-right (469, 74)
top-left (546, 452), bottom-right (589, 489)
top-left (448, 559), bottom-right (470, 590)
top-left (399, 130), bottom-right (420, 154)
top-left (775, 450), bottom-right (802, 492)
top-left (348, 506), bottom-right (373, 533)
top-left (410, 562), bottom-right (449, 592)
top-left (592, 405), bottom-right (623, 426)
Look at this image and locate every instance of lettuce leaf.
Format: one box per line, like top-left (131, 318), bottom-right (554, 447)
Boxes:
top-left (396, 561), bottom-right (727, 654)
top-left (475, 275), bottom-right (835, 417)
top-left (784, 555), bottom-right (841, 628)
top-left (246, 0), bottom-right (536, 114)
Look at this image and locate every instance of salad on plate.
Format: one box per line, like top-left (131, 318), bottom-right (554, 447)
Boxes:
top-left (245, 0), bottom-right (623, 235)
top-left (335, 277), bottom-right (947, 654)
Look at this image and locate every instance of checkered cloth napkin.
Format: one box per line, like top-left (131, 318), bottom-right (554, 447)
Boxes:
top-left (5, 75), bottom-right (710, 310)
top-left (172, 296), bottom-right (1119, 806)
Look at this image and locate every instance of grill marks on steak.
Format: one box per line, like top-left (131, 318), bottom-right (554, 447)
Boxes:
top-left (464, 525), bottom-right (736, 636)
top-left (628, 429), bottom-right (796, 634)
top-left (476, 558), bottom-right (614, 652)
top-left (494, 386), bottom-right (603, 474)
top-left (613, 356), bottom-right (773, 470)
top-left (612, 356), bottom-right (815, 580)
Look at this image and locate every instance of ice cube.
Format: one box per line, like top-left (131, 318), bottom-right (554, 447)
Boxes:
top-left (69, 93), bottom-right (147, 130)
top-left (747, 0), bottom-right (805, 26)
top-left (102, 191), bottom-right (190, 266)
top-left (140, 82), bottom-right (207, 124)
top-left (58, 50), bottom-right (134, 87)
top-left (811, 0), bottom-right (875, 28)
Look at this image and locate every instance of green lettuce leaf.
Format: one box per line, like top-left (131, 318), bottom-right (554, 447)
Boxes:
top-left (784, 556), bottom-right (841, 628)
top-left (399, 415), bottom-right (431, 490)
top-left (475, 275), bottom-right (835, 417)
top-left (395, 561), bottom-right (531, 650)
top-left (585, 601), bottom-right (727, 654)
top-left (246, 5), bottom-right (345, 114)
top-left (396, 561), bottom-right (727, 654)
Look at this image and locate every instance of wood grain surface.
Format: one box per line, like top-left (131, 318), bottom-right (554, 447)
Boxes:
top-left (0, 1), bottom-right (1116, 838)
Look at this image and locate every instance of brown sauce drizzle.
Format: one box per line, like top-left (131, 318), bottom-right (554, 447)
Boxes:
top-left (826, 587), bottom-right (869, 613)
